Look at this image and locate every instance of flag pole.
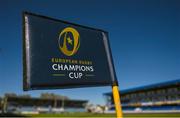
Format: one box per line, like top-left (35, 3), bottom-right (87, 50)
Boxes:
top-left (102, 32), bottom-right (123, 117)
top-left (112, 84), bottom-right (123, 118)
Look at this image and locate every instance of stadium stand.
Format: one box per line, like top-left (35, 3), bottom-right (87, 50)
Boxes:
top-left (104, 79), bottom-right (180, 113)
top-left (1, 94), bottom-right (88, 114)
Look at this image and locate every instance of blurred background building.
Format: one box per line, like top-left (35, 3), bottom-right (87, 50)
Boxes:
top-left (104, 79), bottom-right (180, 113)
top-left (1, 79), bottom-right (180, 115)
top-left (0, 93), bottom-right (87, 114)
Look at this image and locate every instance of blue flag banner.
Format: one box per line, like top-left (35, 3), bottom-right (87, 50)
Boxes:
top-left (23, 12), bottom-right (117, 91)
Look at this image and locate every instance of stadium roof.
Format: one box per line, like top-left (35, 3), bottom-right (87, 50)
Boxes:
top-left (105, 79), bottom-right (180, 95)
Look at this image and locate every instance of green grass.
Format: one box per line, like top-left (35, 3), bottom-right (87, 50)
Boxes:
top-left (24, 112), bottom-right (180, 117)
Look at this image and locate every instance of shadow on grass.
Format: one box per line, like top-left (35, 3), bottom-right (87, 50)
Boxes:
top-left (0, 113), bottom-right (27, 117)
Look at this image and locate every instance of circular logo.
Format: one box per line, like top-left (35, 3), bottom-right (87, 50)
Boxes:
top-left (58, 27), bottom-right (80, 56)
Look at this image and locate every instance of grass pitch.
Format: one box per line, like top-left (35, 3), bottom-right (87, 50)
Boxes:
top-left (25, 112), bottom-right (180, 117)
